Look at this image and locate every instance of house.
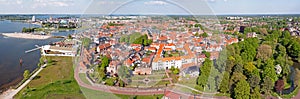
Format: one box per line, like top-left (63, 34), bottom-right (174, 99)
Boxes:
top-left (133, 68), bottom-right (152, 75)
top-left (247, 32), bottom-right (257, 38)
top-left (146, 47), bottom-right (156, 52)
top-left (206, 45), bottom-right (222, 52)
top-left (94, 37), bottom-right (109, 44)
top-left (165, 43), bottom-right (176, 50)
top-left (107, 60), bottom-right (120, 75)
top-left (96, 43), bottom-right (111, 53)
top-left (129, 44), bottom-right (142, 50)
top-left (210, 51), bottom-right (220, 60)
top-left (152, 44), bottom-right (196, 70)
top-left (197, 54), bottom-right (206, 63)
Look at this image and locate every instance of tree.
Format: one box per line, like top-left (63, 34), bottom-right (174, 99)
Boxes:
top-left (197, 58), bottom-right (212, 88)
top-left (129, 32), bottom-right (142, 43)
top-left (233, 64), bottom-right (244, 73)
top-left (201, 32), bottom-right (209, 38)
top-left (244, 27), bottom-right (252, 33)
top-left (23, 70), bottom-right (30, 79)
top-left (100, 56), bottom-right (110, 68)
top-left (230, 72), bottom-right (247, 84)
top-left (262, 59), bottom-right (277, 82)
top-left (261, 76), bottom-right (274, 95)
top-left (67, 34), bottom-right (72, 39)
top-left (97, 67), bottom-right (106, 81)
top-left (282, 30), bottom-right (291, 39)
top-left (173, 68), bottom-right (180, 74)
top-left (105, 77), bottom-right (116, 86)
top-left (256, 44), bottom-right (273, 61)
top-left (234, 79), bottom-right (250, 99)
top-left (225, 56), bottom-right (235, 73)
top-left (241, 44), bottom-right (256, 62)
top-left (294, 68), bottom-right (300, 86)
top-left (250, 87), bottom-right (261, 99)
top-left (288, 40), bottom-right (300, 58)
top-left (244, 62), bottom-right (257, 76)
top-left (275, 79), bottom-right (284, 94)
top-left (247, 75), bottom-right (261, 88)
top-left (194, 32), bottom-right (199, 37)
top-left (219, 72), bottom-right (230, 93)
top-left (259, 28), bottom-right (268, 35)
top-left (202, 51), bottom-right (211, 58)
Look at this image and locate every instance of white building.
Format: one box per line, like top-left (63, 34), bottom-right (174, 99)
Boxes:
top-left (32, 16), bottom-right (36, 22)
top-left (41, 45), bottom-right (76, 57)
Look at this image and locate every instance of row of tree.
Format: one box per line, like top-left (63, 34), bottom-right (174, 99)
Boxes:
top-left (197, 29), bottom-right (300, 99)
top-left (120, 33), bottom-right (153, 46)
top-left (22, 27), bottom-right (36, 33)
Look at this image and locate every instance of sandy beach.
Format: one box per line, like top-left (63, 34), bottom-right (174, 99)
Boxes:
top-left (1, 33), bottom-right (51, 40)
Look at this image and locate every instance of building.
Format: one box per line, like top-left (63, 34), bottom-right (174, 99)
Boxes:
top-left (151, 44), bottom-right (196, 70)
top-left (32, 16), bottom-right (36, 22)
top-left (41, 39), bottom-right (78, 57)
top-left (41, 45), bottom-right (76, 57)
top-left (247, 32), bottom-right (257, 38)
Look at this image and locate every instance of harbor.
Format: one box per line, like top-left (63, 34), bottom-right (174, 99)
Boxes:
top-left (0, 20), bottom-right (75, 93)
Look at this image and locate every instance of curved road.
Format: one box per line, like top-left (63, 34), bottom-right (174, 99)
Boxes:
top-left (74, 65), bottom-right (165, 95)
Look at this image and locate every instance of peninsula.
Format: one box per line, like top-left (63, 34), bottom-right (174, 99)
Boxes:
top-left (1, 33), bottom-right (51, 40)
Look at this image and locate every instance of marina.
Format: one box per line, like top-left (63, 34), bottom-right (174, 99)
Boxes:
top-left (0, 20), bottom-right (75, 93)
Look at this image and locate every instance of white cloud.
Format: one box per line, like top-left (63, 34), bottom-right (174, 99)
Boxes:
top-left (144, 1), bottom-right (167, 5)
top-left (31, 0), bottom-right (74, 8)
top-left (97, 1), bottom-right (118, 5)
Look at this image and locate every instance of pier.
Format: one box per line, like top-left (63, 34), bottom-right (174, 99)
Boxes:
top-left (25, 45), bottom-right (41, 53)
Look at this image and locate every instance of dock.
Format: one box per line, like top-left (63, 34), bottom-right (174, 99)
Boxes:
top-left (25, 45), bottom-right (41, 53)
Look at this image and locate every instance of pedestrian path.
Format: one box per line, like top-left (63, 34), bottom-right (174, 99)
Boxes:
top-left (0, 64), bottom-right (46, 99)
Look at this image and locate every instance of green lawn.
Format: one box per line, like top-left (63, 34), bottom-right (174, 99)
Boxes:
top-left (80, 86), bottom-right (163, 99)
top-left (79, 73), bottom-right (91, 85)
top-left (177, 78), bottom-right (198, 88)
top-left (14, 56), bottom-right (85, 99)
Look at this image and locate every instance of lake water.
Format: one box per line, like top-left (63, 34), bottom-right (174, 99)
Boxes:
top-left (0, 20), bottom-right (74, 92)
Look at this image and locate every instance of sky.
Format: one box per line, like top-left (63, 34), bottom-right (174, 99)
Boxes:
top-left (0, 0), bottom-right (299, 15)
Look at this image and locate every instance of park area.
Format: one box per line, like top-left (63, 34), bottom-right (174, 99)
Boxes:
top-left (14, 56), bottom-right (85, 99)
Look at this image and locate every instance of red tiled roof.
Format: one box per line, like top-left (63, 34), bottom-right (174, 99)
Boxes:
top-left (130, 44), bottom-right (142, 47)
top-left (126, 59), bottom-right (133, 66)
top-left (149, 47), bottom-right (157, 50)
top-left (135, 47), bottom-right (141, 52)
top-left (142, 57), bottom-right (151, 63)
top-left (98, 43), bottom-right (111, 50)
top-left (164, 48), bottom-right (172, 51)
top-left (159, 36), bottom-right (168, 41)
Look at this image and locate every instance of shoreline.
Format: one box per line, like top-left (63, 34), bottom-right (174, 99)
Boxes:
top-left (0, 77), bottom-right (22, 94)
top-left (1, 33), bottom-right (51, 40)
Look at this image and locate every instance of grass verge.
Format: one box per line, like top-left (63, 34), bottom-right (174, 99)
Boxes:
top-left (14, 56), bottom-right (85, 99)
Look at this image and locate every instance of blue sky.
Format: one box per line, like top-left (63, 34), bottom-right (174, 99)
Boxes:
top-left (0, 0), bottom-right (299, 14)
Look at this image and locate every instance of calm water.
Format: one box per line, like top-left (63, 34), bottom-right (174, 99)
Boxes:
top-left (0, 20), bottom-right (74, 91)
top-left (0, 20), bottom-right (40, 33)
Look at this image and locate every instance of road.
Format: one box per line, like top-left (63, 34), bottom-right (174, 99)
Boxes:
top-left (0, 64), bottom-right (46, 99)
top-left (74, 64), bottom-right (165, 95)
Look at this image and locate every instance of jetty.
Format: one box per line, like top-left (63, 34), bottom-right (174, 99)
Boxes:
top-left (25, 45), bottom-right (41, 53)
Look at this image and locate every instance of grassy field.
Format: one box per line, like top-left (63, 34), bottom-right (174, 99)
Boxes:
top-left (79, 73), bottom-right (91, 85)
top-left (14, 56), bottom-right (85, 99)
top-left (13, 56), bottom-right (164, 99)
top-left (127, 71), bottom-right (169, 88)
top-left (177, 77), bottom-right (198, 88)
top-left (80, 86), bottom-right (163, 99)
